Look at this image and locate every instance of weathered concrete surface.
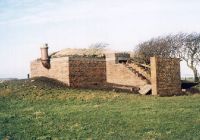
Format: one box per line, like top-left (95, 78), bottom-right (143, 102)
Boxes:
top-left (139, 84), bottom-right (152, 95)
top-left (31, 57), bottom-right (70, 85)
top-left (106, 53), bottom-right (148, 88)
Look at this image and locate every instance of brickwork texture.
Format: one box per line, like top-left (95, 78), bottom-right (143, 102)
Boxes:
top-left (68, 57), bottom-right (106, 87)
top-left (150, 57), bottom-right (181, 96)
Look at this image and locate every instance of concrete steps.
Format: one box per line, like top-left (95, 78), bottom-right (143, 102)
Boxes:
top-left (124, 62), bottom-right (152, 95)
top-left (124, 63), bottom-right (151, 83)
top-left (139, 84), bottom-right (152, 95)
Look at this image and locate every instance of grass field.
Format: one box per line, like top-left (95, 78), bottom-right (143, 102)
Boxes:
top-left (0, 78), bottom-right (200, 140)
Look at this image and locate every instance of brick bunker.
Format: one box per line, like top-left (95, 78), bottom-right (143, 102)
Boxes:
top-left (30, 44), bottom-right (181, 96)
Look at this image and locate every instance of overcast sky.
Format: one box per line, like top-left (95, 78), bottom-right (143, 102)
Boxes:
top-left (0, 0), bottom-right (200, 78)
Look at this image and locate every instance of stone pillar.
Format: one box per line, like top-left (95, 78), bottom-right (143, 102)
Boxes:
top-left (150, 57), bottom-right (181, 96)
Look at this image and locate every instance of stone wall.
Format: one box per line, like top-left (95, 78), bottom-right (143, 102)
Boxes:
top-left (68, 57), bottom-right (106, 87)
top-left (150, 57), bottom-right (181, 96)
top-left (30, 57), bottom-right (70, 85)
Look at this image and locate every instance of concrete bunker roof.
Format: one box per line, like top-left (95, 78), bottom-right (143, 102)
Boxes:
top-left (50, 48), bottom-right (116, 58)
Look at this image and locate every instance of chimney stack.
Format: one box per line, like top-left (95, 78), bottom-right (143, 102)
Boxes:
top-left (40, 43), bottom-right (50, 69)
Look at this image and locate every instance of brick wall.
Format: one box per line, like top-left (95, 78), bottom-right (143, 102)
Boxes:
top-left (68, 57), bottom-right (106, 87)
top-left (150, 57), bottom-right (181, 96)
top-left (30, 57), bottom-right (70, 85)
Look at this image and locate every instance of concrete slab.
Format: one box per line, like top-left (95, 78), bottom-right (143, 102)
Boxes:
top-left (139, 84), bottom-right (152, 95)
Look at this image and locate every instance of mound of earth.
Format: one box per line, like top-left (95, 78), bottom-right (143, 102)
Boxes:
top-left (50, 48), bottom-right (116, 58)
top-left (2, 77), bottom-right (67, 90)
top-left (30, 77), bottom-right (67, 89)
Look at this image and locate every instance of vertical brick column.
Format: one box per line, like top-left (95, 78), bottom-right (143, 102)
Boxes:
top-left (150, 57), bottom-right (181, 96)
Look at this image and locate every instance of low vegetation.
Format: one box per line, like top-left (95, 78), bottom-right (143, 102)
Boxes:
top-left (0, 78), bottom-right (200, 139)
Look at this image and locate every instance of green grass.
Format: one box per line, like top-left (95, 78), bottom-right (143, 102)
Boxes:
top-left (1, 79), bottom-right (200, 140)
